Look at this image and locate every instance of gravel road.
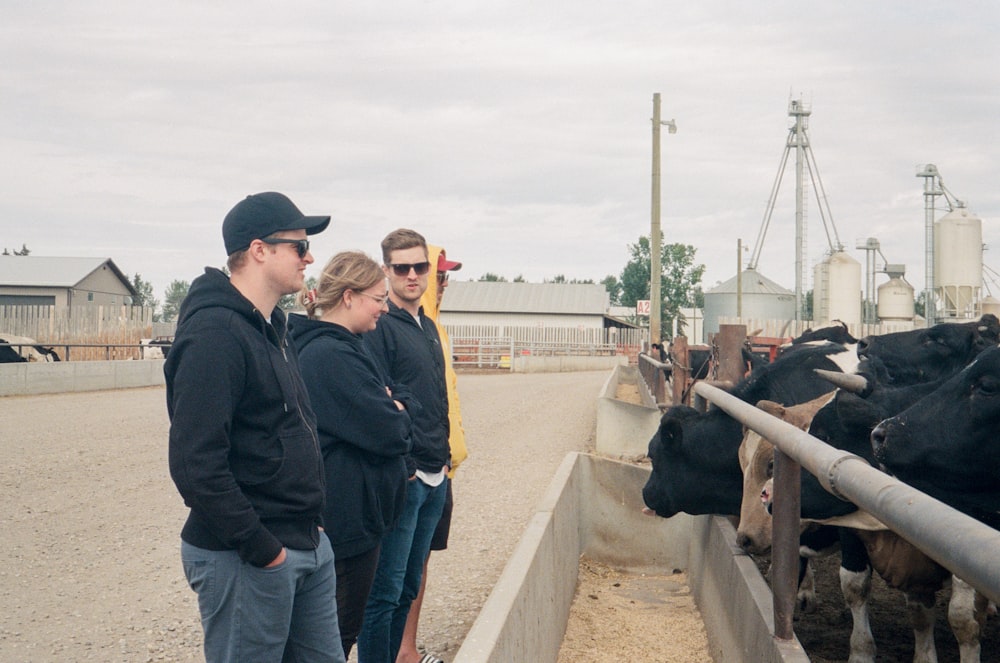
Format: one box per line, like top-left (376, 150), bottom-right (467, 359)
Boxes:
top-left (1, 369), bottom-right (609, 662)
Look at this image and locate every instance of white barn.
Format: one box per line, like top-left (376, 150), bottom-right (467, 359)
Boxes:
top-left (440, 281), bottom-right (629, 330)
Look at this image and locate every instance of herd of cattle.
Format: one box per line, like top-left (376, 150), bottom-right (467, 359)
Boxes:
top-left (642, 316), bottom-right (1000, 663)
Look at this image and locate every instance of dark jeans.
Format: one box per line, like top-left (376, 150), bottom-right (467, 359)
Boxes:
top-left (333, 543), bottom-right (380, 660)
top-left (356, 477), bottom-right (448, 663)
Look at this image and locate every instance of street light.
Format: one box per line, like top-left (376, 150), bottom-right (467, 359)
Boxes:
top-left (651, 92), bottom-right (677, 347)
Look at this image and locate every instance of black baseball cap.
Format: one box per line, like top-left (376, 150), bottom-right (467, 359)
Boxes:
top-left (222, 192), bottom-right (331, 255)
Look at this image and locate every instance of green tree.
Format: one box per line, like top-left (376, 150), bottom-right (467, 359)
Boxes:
top-left (617, 236), bottom-right (704, 337)
top-left (130, 273), bottom-right (159, 318)
top-left (601, 275), bottom-right (622, 305)
top-left (513, 274), bottom-right (526, 283)
top-left (161, 279), bottom-right (190, 323)
top-left (478, 272), bottom-right (507, 282)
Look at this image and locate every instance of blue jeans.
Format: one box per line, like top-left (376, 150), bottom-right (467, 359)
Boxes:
top-left (356, 477), bottom-right (448, 663)
top-left (182, 538), bottom-right (345, 663)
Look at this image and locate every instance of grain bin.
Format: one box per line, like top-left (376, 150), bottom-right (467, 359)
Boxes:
top-left (877, 277), bottom-right (915, 322)
top-left (703, 268), bottom-right (795, 338)
top-left (934, 208), bottom-right (982, 319)
top-left (813, 251), bottom-right (862, 325)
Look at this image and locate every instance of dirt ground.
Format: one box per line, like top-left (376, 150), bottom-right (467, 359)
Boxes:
top-left (1, 371), bottom-right (612, 662)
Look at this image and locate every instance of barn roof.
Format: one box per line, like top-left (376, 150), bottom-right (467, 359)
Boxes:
top-left (441, 281), bottom-right (610, 315)
top-left (0, 256), bottom-right (137, 295)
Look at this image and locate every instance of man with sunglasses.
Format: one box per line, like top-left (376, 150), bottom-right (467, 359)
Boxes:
top-left (359, 229), bottom-right (451, 663)
top-left (165, 192), bottom-right (345, 663)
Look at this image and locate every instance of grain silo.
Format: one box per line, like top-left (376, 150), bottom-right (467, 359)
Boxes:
top-left (703, 268), bottom-right (795, 339)
top-left (934, 207), bottom-right (982, 319)
top-left (813, 251), bottom-right (861, 325)
top-left (877, 277), bottom-right (915, 322)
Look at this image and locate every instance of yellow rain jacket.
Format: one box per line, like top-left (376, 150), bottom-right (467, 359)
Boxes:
top-left (421, 245), bottom-right (468, 475)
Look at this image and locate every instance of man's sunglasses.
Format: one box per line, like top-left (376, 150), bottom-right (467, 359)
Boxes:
top-left (261, 238), bottom-right (310, 258)
top-left (389, 262), bottom-right (430, 277)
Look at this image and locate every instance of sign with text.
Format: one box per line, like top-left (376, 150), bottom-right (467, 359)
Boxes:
top-left (636, 299), bottom-right (651, 316)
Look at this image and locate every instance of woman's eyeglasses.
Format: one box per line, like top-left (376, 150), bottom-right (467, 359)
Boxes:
top-left (261, 238), bottom-right (310, 258)
top-left (389, 262), bottom-right (430, 277)
top-left (355, 291), bottom-right (390, 307)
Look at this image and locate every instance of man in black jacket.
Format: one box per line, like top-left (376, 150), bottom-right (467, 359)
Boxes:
top-left (358, 229), bottom-right (450, 663)
top-left (165, 192), bottom-right (345, 663)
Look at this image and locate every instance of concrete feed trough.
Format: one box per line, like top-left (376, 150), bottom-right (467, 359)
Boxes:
top-left (452, 453), bottom-right (809, 663)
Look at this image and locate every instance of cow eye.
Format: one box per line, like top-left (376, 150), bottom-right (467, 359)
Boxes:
top-left (766, 459), bottom-right (774, 478)
top-left (973, 376), bottom-right (1000, 397)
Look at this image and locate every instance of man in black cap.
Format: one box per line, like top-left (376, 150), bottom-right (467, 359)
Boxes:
top-left (165, 192), bottom-right (346, 663)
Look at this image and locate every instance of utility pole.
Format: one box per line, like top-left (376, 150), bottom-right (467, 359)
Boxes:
top-left (650, 93), bottom-right (676, 345)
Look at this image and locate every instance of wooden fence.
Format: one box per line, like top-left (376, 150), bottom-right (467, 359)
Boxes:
top-left (0, 305), bottom-right (156, 361)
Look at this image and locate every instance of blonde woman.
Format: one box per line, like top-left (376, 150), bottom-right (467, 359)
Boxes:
top-left (289, 251), bottom-right (414, 660)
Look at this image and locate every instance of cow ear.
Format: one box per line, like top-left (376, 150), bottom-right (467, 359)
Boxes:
top-left (756, 400), bottom-right (785, 418)
top-left (659, 417), bottom-right (684, 449)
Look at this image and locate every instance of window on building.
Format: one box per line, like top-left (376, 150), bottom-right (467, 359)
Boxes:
top-left (87, 292), bottom-right (94, 302)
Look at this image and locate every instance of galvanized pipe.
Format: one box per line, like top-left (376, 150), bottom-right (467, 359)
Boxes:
top-left (693, 381), bottom-right (1000, 606)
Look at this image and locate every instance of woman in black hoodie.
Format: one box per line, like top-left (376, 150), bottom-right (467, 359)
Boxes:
top-left (289, 251), bottom-right (415, 660)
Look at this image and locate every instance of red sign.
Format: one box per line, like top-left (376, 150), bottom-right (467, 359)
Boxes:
top-left (636, 300), bottom-right (651, 316)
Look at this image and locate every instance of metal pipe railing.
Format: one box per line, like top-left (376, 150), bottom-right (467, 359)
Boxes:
top-left (693, 381), bottom-right (1000, 614)
top-left (637, 352), bottom-right (670, 406)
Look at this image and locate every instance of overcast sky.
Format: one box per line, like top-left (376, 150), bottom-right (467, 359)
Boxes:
top-left (2, 2), bottom-right (998, 305)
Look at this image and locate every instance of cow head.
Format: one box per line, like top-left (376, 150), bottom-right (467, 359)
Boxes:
top-left (735, 396), bottom-right (833, 553)
top-left (642, 405), bottom-right (745, 518)
top-left (871, 344), bottom-right (1000, 519)
top-left (857, 315), bottom-right (1000, 385)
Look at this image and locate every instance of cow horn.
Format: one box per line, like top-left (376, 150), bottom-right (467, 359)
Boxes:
top-left (813, 369), bottom-right (869, 393)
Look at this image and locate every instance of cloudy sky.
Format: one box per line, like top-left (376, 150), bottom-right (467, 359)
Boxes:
top-left (2, 2), bottom-right (998, 305)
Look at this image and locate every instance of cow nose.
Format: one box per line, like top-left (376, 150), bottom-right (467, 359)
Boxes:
top-left (857, 336), bottom-right (871, 357)
top-left (736, 531), bottom-right (752, 552)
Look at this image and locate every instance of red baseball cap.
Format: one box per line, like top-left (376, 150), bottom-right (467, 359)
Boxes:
top-left (437, 253), bottom-right (462, 272)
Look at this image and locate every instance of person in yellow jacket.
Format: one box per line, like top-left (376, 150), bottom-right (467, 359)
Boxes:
top-left (395, 245), bottom-right (466, 663)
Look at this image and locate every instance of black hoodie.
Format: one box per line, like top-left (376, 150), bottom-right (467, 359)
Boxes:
top-left (289, 314), bottom-right (414, 558)
top-left (363, 301), bottom-right (450, 473)
top-left (165, 268), bottom-right (324, 567)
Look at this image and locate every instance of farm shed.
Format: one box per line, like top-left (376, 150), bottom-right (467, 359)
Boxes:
top-left (0, 256), bottom-right (137, 308)
top-left (440, 281), bottom-right (635, 331)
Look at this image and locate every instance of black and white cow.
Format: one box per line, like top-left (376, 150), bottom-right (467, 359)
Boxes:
top-left (872, 343), bottom-right (1000, 525)
top-left (856, 314), bottom-right (1000, 385)
top-left (0, 335), bottom-right (60, 363)
top-left (744, 393), bottom-right (988, 663)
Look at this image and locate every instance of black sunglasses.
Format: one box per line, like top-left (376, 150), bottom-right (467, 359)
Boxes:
top-left (261, 238), bottom-right (310, 258)
top-left (389, 262), bottom-right (430, 277)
